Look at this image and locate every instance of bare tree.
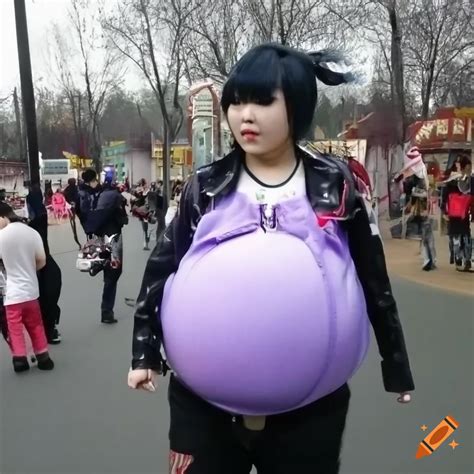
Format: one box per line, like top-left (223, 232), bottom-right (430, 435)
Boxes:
top-left (181, 0), bottom-right (365, 86)
top-left (47, 1), bottom-right (122, 169)
top-left (69, 0), bottom-right (123, 170)
top-left (13, 87), bottom-right (26, 162)
top-left (355, 0), bottom-right (472, 127)
top-left (244, 0), bottom-right (364, 49)
top-left (0, 94), bottom-right (21, 160)
top-left (102, 0), bottom-right (197, 205)
top-left (244, 0), bottom-right (320, 46)
top-left (403, 0), bottom-right (473, 119)
top-left (34, 87), bottom-right (82, 160)
top-left (384, 0), bottom-right (407, 142)
top-left (48, 24), bottom-right (86, 157)
top-left (341, 0), bottom-right (410, 143)
top-left (181, 0), bottom-right (250, 84)
top-left (434, 61), bottom-right (474, 107)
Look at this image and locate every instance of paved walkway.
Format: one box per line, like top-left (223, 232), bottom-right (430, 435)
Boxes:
top-left (380, 219), bottom-right (473, 296)
top-left (1, 219), bottom-right (473, 474)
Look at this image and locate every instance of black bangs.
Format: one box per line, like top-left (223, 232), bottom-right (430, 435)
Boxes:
top-left (221, 48), bottom-right (283, 112)
top-left (221, 43), bottom-right (318, 142)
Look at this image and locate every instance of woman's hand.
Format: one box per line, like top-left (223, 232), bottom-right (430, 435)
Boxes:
top-left (127, 368), bottom-right (159, 392)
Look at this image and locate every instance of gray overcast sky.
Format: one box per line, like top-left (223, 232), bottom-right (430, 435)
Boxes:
top-left (0, 0), bottom-right (71, 94)
top-left (0, 0), bottom-right (373, 102)
top-left (0, 0), bottom-right (144, 96)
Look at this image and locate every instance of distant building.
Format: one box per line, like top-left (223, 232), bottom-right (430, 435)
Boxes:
top-left (406, 107), bottom-right (473, 175)
top-left (152, 135), bottom-right (193, 180)
top-left (0, 161), bottom-right (28, 195)
top-left (102, 135), bottom-right (154, 185)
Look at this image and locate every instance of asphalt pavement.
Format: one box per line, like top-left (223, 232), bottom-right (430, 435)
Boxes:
top-left (1, 219), bottom-right (473, 474)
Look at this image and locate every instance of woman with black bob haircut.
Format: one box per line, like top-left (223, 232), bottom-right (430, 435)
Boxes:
top-left (129, 43), bottom-right (415, 474)
top-left (221, 43), bottom-right (353, 144)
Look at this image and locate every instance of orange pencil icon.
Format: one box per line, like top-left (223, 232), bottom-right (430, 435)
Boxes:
top-left (416, 415), bottom-right (459, 459)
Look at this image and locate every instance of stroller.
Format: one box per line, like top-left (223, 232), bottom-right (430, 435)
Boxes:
top-left (76, 234), bottom-right (121, 277)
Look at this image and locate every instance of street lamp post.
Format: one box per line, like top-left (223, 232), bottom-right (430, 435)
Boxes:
top-left (14, 0), bottom-right (40, 185)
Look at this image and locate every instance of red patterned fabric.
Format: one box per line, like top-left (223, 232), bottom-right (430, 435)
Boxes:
top-left (348, 158), bottom-right (372, 192)
top-left (169, 450), bottom-right (194, 474)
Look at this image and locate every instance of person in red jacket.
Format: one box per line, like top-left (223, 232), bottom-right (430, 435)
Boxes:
top-left (441, 156), bottom-right (472, 272)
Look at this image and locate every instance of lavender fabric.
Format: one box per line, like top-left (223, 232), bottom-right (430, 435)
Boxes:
top-left (161, 191), bottom-right (370, 416)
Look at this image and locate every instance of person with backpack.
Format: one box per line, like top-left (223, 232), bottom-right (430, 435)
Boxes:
top-left (441, 156), bottom-right (473, 272)
top-left (76, 169), bottom-right (128, 324)
top-left (0, 202), bottom-right (54, 373)
top-left (127, 44), bottom-right (414, 473)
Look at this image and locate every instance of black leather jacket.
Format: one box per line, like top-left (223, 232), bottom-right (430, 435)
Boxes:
top-left (132, 145), bottom-right (415, 393)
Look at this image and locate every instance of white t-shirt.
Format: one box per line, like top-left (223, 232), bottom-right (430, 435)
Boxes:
top-left (237, 159), bottom-right (306, 206)
top-left (0, 222), bottom-right (45, 305)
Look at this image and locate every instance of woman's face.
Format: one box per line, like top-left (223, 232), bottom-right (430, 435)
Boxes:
top-left (226, 89), bottom-right (291, 157)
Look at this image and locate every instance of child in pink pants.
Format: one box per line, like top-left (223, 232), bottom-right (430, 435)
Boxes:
top-left (0, 202), bottom-right (54, 373)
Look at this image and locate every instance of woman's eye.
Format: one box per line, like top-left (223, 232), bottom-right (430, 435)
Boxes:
top-left (255, 97), bottom-right (276, 106)
top-left (229, 96), bottom-right (276, 107)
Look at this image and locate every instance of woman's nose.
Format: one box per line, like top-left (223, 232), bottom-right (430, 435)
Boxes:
top-left (241, 103), bottom-right (255, 123)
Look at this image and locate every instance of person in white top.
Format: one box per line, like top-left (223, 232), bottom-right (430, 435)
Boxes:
top-left (0, 202), bottom-right (54, 373)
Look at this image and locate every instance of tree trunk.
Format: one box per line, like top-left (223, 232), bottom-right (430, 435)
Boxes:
top-left (162, 122), bottom-right (172, 212)
top-left (0, 123), bottom-right (5, 156)
top-left (92, 118), bottom-right (102, 173)
top-left (388, 5), bottom-right (406, 144)
top-left (276, 0), bottom-right (286, 44)
top-left (13, 87), bottom-right (25, 162)
top-left (77, 93), bottom-right (85, 158)
top-left (422, 68), bottom-right (434, 120)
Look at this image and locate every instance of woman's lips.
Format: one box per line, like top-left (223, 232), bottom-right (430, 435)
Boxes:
top-left (242, 131), bottom-right (259, 142)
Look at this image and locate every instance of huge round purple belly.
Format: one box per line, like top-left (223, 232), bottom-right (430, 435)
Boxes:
top-left (161, 231), bottom-right (369, 415)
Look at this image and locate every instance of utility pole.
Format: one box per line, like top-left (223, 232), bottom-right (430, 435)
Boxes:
top-left (14, 0), bottom-right (40, 184)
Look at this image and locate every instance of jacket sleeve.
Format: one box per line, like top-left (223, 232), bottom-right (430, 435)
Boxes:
top-left (131, 178), bottom-right (195, 371)
top-left (113, 193), bottom-right (129, 228)
top-left (346, 201), bottom-right (415, 393)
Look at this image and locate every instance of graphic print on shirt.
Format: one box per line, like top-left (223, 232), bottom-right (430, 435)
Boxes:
top-left (238, 159), bottom-right (306, 232)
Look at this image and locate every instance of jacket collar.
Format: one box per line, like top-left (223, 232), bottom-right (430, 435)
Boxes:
top-left (196, 143), bottom-right (354, 214)
top-left (80, 183), bottom-right (102, 194)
